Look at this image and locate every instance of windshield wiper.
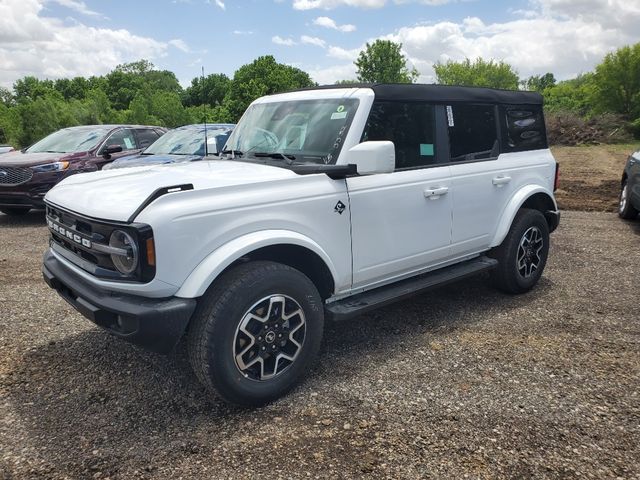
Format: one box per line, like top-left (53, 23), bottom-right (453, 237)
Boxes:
top-left (252, 152), bottom-right (296, 162)
top-left (220, 149), bottom-right (243, 157)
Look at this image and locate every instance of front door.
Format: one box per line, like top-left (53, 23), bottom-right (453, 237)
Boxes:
top-left (346, 100), bottom-right (452, 289)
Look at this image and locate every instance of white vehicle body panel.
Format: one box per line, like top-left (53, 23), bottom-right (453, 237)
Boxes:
top-left (449, 149), bottom-right (557, 257)
top-left (347, 165), bottom-right (452, 289)
top-left (43, 86), bottom-right (558, 304)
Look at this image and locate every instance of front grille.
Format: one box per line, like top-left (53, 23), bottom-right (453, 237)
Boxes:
top-left (0, 166), bottom-right (33, 186)
top-left (45, 203), bottom-right (155, 283)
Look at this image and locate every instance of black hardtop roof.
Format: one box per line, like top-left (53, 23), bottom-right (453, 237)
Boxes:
top-left (298, 83), bottom-right (543, 105)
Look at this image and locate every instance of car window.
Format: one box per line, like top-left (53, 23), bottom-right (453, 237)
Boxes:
top-left (447, 104), bottom-right (498, 162)
top-left (103, 129), bottom-right (137, 152)
top-left (501, 105), bottom-right (547, 152)
top-left (135, 128), bottom-right (162, 150)
top-left (362, 101), bottom-right (436, 170)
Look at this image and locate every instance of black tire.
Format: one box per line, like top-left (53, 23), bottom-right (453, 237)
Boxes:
top-left (0, 207), bottom-right (30, 216)
top-left (618, 179), bottom-right (638, 220)
top-left (489, 208), bottom-right (550, 294)
top-left (188, 261), bottom-right (324, 407)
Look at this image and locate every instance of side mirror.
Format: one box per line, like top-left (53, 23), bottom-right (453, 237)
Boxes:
top-left (102, 144), bottom-right (123, 157)
top-left (346, 141), bottom-right (395, 175)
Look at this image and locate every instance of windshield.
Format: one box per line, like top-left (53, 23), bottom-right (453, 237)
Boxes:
top-left (27, 127), bottom-right (112, 153)
top-left (144, 127), bottom-right (230, 156)
top-left (224, 98), bottom-right (359, 164)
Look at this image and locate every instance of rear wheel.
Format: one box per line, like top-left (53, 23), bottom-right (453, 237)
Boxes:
top-left (0, 207), bottom-right (30, 216)
top-left (618, 179), bottom-right (638, 219)
top-left (489, 208), bottom-right (550, 294)
top-left (188, 261), bottom-right (324, 406)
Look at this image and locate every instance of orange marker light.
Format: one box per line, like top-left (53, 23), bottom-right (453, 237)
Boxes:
top-left (146, 238), bottom-right (156, 266)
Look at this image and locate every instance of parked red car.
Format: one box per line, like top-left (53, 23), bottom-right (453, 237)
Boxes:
top-left (0, 125), bottom-right (165, 215)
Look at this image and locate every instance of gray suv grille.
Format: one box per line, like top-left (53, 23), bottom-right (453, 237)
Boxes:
top-left (0, 166), bottom-right (33, 186)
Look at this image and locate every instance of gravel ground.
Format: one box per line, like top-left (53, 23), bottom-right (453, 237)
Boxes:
top-left (0, 210), bottom-right (639, 480)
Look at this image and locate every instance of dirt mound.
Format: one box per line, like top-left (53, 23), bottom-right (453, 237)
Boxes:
top-left (546, 112), bottom-right (634, 146)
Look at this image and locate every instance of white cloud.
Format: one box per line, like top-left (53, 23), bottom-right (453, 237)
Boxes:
top-left (214, 0), bottom-right (225, 10)
top-left (313, 16), bottom-right (356, 32)
top-left (387, 3), bottom-right (640, 82)
top-left (327, 45), bottom-right (360, 60)
top-left (48, 0), bottom-right (101, 17)
top-left (307, 63), bottom-right (358, 84)
top-left (168, 39), bottom-right (190, 52)
top-left (301, 35), bottom-right (326, 47)
top-left (293, 0), bottom-right (385, 9)
top-left (272, 35), bottom-right (297, 46)
top-left (0, 0), bottom-right (168, 87)
top-left (293, 0), bottom-right (454, 9)
top-left (232, 30), bottom-right (254, 35)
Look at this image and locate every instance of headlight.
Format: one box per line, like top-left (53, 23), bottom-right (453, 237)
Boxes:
top-left (31, 161), bottom-right (70, 173)
top-left (109, 230), bottom-right (138, 274)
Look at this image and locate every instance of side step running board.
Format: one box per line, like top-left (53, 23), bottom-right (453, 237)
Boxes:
top-left (325, 256), bottom-right (498, 321)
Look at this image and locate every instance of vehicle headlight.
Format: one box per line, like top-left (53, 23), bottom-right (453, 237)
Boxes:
top-left (109, 230), bottom-right (138, 274)
top-left (31, 161), bottom-right (70, 173)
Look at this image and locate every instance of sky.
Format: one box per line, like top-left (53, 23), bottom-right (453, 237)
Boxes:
top-left (1, 0), bottom-right (639, 89)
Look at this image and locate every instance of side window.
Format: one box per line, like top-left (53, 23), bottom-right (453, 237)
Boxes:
top-left (362, 101), bottom-right (436, 170)
top-left (447, 104), bottom-right (498, 162)
top-left (501, 105), bottom-right (547, 152)
top-left (104, 129), bottom-right (137, 151)
top-left (135, 128), bottom-right (162, 149)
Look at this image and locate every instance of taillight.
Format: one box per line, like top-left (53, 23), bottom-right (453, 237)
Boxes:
top-left (554, 163), bottom-right (560, 192)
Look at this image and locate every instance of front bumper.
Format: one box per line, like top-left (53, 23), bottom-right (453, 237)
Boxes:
top-left (43, 249), bottom-right (196, 354)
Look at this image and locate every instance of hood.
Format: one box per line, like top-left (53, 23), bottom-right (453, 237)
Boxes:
top-left (106, 153), bottom-right (202, 170)
top-left (0, 150), bottom-right (66, 167)
top-left (45, 159), bottom-right (299, 222)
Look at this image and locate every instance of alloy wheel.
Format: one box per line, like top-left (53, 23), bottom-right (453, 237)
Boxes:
top-left (517, 226), bottom-right (544, 278)
top-left (233, 295), bottom-right (306, 381)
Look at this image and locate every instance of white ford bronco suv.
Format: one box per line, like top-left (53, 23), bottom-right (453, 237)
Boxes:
top-left (42, 84), bottom-right (560, 406)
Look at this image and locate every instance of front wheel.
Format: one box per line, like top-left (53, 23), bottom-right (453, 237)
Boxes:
top-left (618, 180), bottom-right (638, 220)
top-left (489, 208), bottom-right (550, 294)
top-left (187, 261), bottom-right (324, 406)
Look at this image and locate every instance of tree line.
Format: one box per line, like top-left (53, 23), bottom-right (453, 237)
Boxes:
top-left (1, 41), bottom-right (639, 148)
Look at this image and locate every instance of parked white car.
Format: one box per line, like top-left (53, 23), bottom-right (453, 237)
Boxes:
top-left (42, 84), bottom-right (560, 406)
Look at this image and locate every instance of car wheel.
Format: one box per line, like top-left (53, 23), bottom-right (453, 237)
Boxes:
top-left (618, 179), bottom-right (638, 220)
top-left (489, 208), bottom-right (550, 294)
top-left (0, 207), bottom-right (31, 216)
top-left (188, 260), bottom-right (324, 407)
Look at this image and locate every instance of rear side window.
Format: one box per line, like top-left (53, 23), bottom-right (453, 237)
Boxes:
top-left (447, 104), bottom-right (498, 162)
top-left (501, 105), bottom-right (547, 152)
top-left (136, 128), bottom-right (162, 149)
top-left (362, 101), bottom-right (436, 170)
top-left (103, 129), bottom-right (137, 152)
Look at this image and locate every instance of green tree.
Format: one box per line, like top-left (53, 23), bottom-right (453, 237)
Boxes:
top-left (183, 73), bottom-right (231, 108)
top-left (592, 43), bottom-right (640, 117)
top-left (522, 73), bottom-right (556, 92)
top-left (354, 40), bottom-right (418, 83)
top-left (13, 76), bottom-right (55, 103)
top-left (0, 87), bottom-right (14, 107)
top-left (224, 56), bottom-right (315, 120)
top-left (543, 73), bottom-right (596, 115)
top-left (434, 58), bottom-right (519, 90)
top-left (54, 77), bottom-right (90, 100)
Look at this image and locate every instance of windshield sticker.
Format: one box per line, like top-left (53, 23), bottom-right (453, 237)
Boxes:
top-left (331, 111), bottom-right (347, 120)
top-left (446, 106), bottom-right (454, 127)
top-left (420, 144), bottom-right (434, 156)
top-left (123, 137), bottom-right (133, 149)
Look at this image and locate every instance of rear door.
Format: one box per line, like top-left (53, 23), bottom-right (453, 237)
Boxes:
top-left (448, 104), bottom-right (548, 257)
top-left (347, 100), bottom-right (453, 289)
